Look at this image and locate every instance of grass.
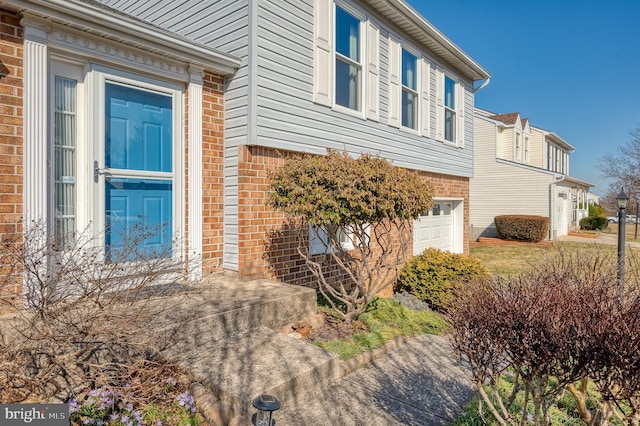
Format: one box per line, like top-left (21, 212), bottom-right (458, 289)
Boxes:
top-left (452, 375), bottom-right (627, 426)
top-left (602, 222), bottom-right (640, 242)
top-left (470, 241), bottom-right (622, 276)
top-left (314, 297), bottom-right (448, 360)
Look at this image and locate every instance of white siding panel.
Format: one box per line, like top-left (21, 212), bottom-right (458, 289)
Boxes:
top-left (256, 0), bottom-right (474, 177)
top-left (470, 117), bottom-right (554, 239)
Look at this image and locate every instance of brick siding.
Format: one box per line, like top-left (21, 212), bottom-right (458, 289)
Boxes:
top-left (201, 72), bottom-right (225, 274)
top-left (236, 145), bottom-right (470, 293)
top-left (0, 8), bottom-right (22, 305)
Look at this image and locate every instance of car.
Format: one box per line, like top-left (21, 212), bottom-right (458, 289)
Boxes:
top-left (608, 216), bottom-right (618, 223)
top-left (627, 214), bottom-right (638, 224)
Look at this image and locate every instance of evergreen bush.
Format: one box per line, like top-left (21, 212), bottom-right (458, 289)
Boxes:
top-left (494, 215), bottom-right (549, 242)
top-left (396, 248), bottom-right (488, 311)
top-left (588, 203), bottom-right (606, 218)
top-left (579, 216), bottom-right (608, 230)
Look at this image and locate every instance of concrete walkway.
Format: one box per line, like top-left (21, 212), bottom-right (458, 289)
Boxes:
top-left (275, 334), bottom-right (474, 426)
top-left (559, 231), bottom-right (640, 248)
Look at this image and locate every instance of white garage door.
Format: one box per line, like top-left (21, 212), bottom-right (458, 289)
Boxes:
top-left (414, 202), bottom-right (454, 255)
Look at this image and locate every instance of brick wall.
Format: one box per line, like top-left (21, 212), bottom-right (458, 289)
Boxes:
top-left (236, 146), bottom-right (470, 292)
top-left (201, 72), bottom-right (225, 274)
top-left (0, 8), bottom-right (22, 237)
top-left (0, 8), bottom-right (22, 306)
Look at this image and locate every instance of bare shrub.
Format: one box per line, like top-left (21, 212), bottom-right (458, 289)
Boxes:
top-left (0, 221), bottom-right (192, 403)
top-left (449, 249), bottom-right (640, 425)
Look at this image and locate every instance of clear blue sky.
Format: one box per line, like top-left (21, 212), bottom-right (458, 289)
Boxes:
top-left (407, 0), bottom-right (640, 196)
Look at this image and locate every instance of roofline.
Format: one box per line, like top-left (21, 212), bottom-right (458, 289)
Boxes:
top-left (532, 127), bottom-right (576, 152)
top-left (557, 175), bottom-right (595, 189)
top-left (0, 0), bottom-right (242, 75)
top-left (370, 0), bottom-right (490, 82)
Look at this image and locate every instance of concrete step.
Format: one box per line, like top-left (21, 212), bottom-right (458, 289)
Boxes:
top-left (153, 274), bottom-right (317, 351)
top-left (169, 326), bottom-right (339, 418)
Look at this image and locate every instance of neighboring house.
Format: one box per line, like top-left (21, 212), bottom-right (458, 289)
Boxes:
top-left (471, 108), bottom-right (593, 240)
top-left (0, 0), bottom-right (489, 292)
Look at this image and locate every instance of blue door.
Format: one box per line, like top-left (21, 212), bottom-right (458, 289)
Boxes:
top-left (104, 83), bottom-right (173, 260)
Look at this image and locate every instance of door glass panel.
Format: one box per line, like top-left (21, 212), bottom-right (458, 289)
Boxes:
top-left (54, 76), bottom-right (77, 249)
top-left (104, 83), bottom-right (173, 260)
top-left (105, 83), bottom-right (172, 172)
top-left (105, 178), bottom-right (173, 260)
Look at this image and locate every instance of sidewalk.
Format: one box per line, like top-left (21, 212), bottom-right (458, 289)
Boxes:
top-left (559, 232), bottom-right (640, 248)
top-left (275, 334), bottom-right (474, 426)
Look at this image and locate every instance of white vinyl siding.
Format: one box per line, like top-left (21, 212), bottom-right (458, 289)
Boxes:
top-left (470, 116), bottom-right (554, 239)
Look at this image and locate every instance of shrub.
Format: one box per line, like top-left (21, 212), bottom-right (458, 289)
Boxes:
top-left (588, 203), bottom-right (606, 218)
top-left (268, 150), bottom-right (433, 323)
top-left (579, 216), bottom-right (608, 230)
top-left (494, 215), bottom-right (549, 242)
top-left (396, 248), bottom-right (488, 311)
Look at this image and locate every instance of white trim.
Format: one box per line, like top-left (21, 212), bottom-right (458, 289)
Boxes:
top-left (188, 68), bottom-right (204, 279)
top-left (23, 24), bottom-right (49, 228)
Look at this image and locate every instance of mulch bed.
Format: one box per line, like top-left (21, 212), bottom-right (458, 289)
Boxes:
top-left (471, 237), bottom-right (554, 247)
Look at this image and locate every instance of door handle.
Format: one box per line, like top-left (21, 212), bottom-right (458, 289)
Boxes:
top-left (93, 161), bottom-right (108, 182)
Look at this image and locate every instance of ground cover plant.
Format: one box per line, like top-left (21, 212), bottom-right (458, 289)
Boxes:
top-left (268, 150), bottom-right (433, 323)
top-left (449, 248), bottom-right (640, 425)
top-left (309, 296), bottom-right (447, 360)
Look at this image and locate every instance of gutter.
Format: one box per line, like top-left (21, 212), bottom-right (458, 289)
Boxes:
top-left (474, 77), bottom-right (491, 93)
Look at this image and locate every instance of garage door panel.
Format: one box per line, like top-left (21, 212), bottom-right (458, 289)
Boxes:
top-left (413, 201), bottom-right (454, 255)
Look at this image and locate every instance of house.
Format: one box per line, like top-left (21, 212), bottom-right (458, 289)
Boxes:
top-left (0, 0), bottom-right (489, 292)
top-left (470, 108), bottom-right (593, 240)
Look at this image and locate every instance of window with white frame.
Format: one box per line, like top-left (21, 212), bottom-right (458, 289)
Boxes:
top-left (53, 71), bottom-right (78, 249)
top-left (556, 147), bottom-right (561, 172)
top-left (444, 75), bottom-right (456, 143)
top-left (515, 133), bottom-right (521, 161)
top-left (401, 48), bottom-right (418, 130)
top-left (50, 59), bottom-right (182, 259)
top-left (334, 5), bottom-right (362, 112)
top-left (309, 224), bottom-right (355, 255)
top-left (524, 136), bottom-right (530, 163)
top-left (547, 142), bottom-right (553, 170)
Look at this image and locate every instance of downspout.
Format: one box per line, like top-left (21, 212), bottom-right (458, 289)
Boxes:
top-left (473, 77), bottom-right (491, 93)
top-left (550, 175), bottom-right (566, 240)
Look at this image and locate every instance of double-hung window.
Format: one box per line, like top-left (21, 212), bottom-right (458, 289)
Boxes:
top-left (335, 6), bottom-right (362, 112)
top-left (524, 136), bottom-right (530, 163)
top-left (444, 75), bottom-right (456, 142)
top-left (515, 133), bottom-right (521, 161)
top-left (401, 49), bottom-right (418, 129)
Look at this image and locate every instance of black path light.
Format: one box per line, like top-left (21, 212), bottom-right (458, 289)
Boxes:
top-left (252, 394), bottom-right (281, 426)
top-left (617, 188), bottom-right (628, 287)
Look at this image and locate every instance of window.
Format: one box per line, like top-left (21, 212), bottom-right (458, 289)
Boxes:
top-left (515, 133), bottom-right (521, 161)
top-left (401, 49), bottom-right (417, 129)
top-left (556, 147), bottom-right (561, 172)
top-left (444, 75), bottom-right (456, 142)
top-left (309, 225), bottom-right (355, 255)
top-left (53, 75), bottom-right (78, 249)
top-left (524, 136), bottom-right (530, 163)
top-left (547, 142), bottom-right (553, 170)
top-left (335, 6), bottom-right (361, 111)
